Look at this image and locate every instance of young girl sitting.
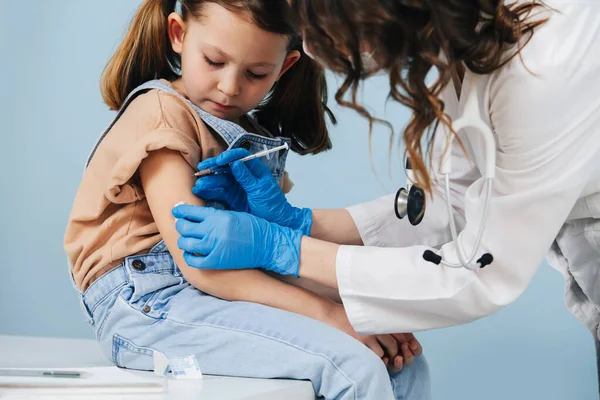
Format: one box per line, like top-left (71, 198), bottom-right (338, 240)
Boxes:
top-left (64, 1), bottom-right (430, 398)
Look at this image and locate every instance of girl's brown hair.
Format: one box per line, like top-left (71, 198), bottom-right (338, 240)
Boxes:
top-left (290, 0), bottom-right (549, 191)
top-left (101, 0), bottom-right (335, 155)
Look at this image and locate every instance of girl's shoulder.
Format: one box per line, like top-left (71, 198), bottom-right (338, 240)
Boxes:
top-left (122, 86), bottom-right (204, 137)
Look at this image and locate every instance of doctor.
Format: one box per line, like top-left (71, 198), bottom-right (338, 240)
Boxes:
top-left (173, 0), bottom-right (600, 385)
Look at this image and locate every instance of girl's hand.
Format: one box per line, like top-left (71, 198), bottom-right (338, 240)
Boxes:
top-left (369, 333), bottom-right (422, 371)
top-left (385, 333), bottom-right (423, 371)
top-left (321, 303), bottom-right (423, 371)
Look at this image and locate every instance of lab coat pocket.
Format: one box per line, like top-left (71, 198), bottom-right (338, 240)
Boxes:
top-left (583, 219), bottom-right (600, 254)
top-left (112, 334), bottom-right (155, 370)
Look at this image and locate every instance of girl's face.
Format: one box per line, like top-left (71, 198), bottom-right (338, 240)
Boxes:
top-left (169, 3), bottom-right (300, 122)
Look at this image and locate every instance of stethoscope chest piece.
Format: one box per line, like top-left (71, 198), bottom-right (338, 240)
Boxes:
top-left (394, 185), bottom-right (425, 226)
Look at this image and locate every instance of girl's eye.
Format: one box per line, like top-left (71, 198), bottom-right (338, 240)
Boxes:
top-left (204, 54), bottom-right (268, 80)
top-left (247, 71), bottom-right (268, 80)
top-left (204, 55), bottom-right (224, 67)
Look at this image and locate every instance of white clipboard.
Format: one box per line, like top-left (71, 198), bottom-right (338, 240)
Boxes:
top-left (0, 366), bottom-right (164, 395)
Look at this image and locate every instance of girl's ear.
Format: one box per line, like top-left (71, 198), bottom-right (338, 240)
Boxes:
top-left (168, 12), bottom-right (186, 54)
top-left (277, 50), bottom-right (301, 80)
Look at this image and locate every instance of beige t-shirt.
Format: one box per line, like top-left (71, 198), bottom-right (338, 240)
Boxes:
top-left (65, 84), bottom-right (291, 291)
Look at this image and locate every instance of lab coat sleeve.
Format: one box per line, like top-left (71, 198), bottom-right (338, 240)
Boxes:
top-left (345, 191), bottom-right (451, 249)
top-left (346, 115), bottom-right (482, 249)
top-left (337, 62), bottom-right (600, 334)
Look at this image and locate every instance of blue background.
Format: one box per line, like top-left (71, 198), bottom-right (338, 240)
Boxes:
top-left (0, 1), bottom-right (596, 399)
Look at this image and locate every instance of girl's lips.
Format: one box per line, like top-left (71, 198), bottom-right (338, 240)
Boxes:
top-left (211, 101), bottom-right (235, 111)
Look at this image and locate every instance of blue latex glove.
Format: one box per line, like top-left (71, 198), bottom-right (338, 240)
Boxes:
top-left (172, 204), bottom-right (302, 277)
top-left (192, 149), bottom-right (313, 236)
top-left (192, 151), bottom-right (249, 212)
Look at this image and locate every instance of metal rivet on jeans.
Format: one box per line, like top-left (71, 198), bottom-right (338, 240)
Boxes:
top-left (131, 260), bottom-right (146, 271)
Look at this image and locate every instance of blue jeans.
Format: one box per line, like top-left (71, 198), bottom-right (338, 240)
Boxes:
top-left (76, 246), bottom-right (431, 400)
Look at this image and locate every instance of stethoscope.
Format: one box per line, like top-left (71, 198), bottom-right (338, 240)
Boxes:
top-left (395, 76), bottom-right (495, 271)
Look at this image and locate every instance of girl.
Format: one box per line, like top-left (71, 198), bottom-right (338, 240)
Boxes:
top-left (64, 0), bottom-right (430, 399)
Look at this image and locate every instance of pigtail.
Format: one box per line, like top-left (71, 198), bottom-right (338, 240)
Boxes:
top-left (101, 0), bottom-right (179, 110)
top-left (254, 40), bottom-right (335, 155)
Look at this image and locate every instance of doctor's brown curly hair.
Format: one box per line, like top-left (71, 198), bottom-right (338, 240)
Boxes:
top-left (290, 0), bottom-right (549, 193)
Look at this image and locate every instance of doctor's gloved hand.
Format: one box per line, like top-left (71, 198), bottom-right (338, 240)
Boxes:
top-left (172, 204), bottom-right (303, 277)
top-left (192, 149), bottom-right (313, 236)
top-left (192, 152), bottom-right (250, 213)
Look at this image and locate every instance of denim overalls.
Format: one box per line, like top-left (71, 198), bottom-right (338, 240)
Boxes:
top-left (86, 79), bottom-right (291, 193)
top-left (69, 80), bottom-right (431, 400)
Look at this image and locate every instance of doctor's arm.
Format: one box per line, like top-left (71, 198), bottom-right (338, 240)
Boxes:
top-left (307, 134), bottom-right (479, 250)
top-left (309, 209), bottom-right (363, 245)
top-left (192, 149), bottom-right (462, 247)
top-left (299, 65), bottom-right (600, 334)
top-left (309, 188), bottom-right (456, 247)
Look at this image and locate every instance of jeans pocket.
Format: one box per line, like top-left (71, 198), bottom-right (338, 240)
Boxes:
top-left (121, 253), bottom-right (189, 319)
top-left (112, 334), bottom-right (155, 370)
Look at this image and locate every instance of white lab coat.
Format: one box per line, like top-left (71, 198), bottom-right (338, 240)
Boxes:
top-left (337, 0), bottom-right (600, 337)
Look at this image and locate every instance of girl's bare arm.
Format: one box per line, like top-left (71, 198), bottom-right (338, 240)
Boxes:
top-left (139, 148), bottom-right (335, 321)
